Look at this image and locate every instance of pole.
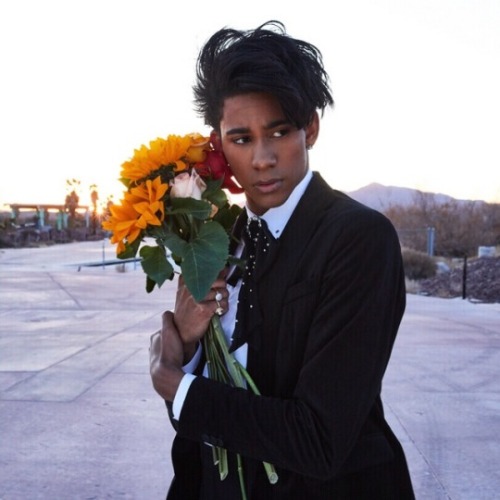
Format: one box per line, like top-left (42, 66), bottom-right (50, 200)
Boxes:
top-left (427, 227), bottom-right (435, 256)
top-left (462, 255), bottom-right (467, 300)
top-left (102, 237), bottom-right (106, 270)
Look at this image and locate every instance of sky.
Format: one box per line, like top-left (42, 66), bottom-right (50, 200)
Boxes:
top-left (1, 0), bottom-right (499, 209)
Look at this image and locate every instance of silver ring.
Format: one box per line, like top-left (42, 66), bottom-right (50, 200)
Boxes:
top-left (215, 291), bottom-right (223, 302)
top-left (215, 302), bottom-right (224, 316)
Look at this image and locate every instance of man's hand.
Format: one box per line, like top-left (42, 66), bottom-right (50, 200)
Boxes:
top-left (149, 311), bottom-right (185, 402)
top-left (174, 274), bottom-right (228, 363)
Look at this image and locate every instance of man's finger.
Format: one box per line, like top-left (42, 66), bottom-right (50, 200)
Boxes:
top-left (149, 330), bottom-right (161, 366)
top-left (161, 310), bottom-right (176, 333)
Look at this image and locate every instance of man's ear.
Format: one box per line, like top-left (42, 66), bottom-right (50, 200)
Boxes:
top-left (305, 112), bottom-right (320, 148)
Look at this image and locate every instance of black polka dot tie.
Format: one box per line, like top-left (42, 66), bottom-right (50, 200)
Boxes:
top-left (230, 217), bottom-right (273, 352)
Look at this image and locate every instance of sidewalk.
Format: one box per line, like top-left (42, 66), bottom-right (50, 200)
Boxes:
top-left (1, 241), bottom-right (499, 499)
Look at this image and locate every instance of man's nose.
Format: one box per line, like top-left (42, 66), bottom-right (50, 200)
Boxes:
top-left (251, 140), bottom-right (277, 169)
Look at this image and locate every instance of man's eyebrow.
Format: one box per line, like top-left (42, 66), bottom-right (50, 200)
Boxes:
top-left (225, 119), bottom-right (291, 136)
top-left (226, 127), bottom-right (250, 136)
top-left (266, 119), bottom-right (290, 129)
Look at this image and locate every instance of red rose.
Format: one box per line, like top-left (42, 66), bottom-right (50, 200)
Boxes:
top-left (196, 132), bottom-right (244, 194)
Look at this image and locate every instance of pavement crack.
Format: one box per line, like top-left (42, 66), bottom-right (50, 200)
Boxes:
top-left (47, 272), bottom-right (84, 310)
top-left (386, 402), bottom-right (453, 500)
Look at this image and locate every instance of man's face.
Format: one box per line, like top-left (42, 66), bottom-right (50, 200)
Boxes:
top-left (218, 92), bottom-right (319, 215)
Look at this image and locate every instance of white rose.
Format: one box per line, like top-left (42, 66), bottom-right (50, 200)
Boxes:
top-left (170, 171), bottom-right (207, 200)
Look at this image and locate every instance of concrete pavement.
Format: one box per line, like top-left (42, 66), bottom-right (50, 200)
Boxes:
top-left (1, 240), bottom-right (499, 499)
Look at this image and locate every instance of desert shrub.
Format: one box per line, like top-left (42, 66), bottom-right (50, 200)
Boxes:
top-left (386, 197), bottom-right (500, 257)
top-left (402, 247), bottom-right (436, 280)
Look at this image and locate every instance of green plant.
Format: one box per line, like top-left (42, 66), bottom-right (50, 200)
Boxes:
top-left (401, 247), bottom-right (436, 280)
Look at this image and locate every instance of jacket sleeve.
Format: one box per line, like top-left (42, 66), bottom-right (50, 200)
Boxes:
top-left (174, 207), bottom-right (406, 480)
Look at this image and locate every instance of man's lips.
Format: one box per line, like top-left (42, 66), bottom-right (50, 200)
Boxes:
top-left (254, 179), bottom-right (283, 194)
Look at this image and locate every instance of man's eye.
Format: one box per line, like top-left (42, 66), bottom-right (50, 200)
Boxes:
top-left (233, 136), bottom-right (250, 144)
top-left (272, 128), bottom-right (289, 138)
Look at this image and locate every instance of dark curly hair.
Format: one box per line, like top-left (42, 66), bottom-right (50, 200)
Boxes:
top-left (193, 21), bottom-right (334, 130)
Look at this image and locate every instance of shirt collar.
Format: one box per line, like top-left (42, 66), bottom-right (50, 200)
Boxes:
top-left (245, 170), bottom-right (313, 239)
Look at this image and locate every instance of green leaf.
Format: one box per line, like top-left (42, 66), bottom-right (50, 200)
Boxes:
top-left (203, 180), bottom-right (228, 208)
top-left (145, 275), bottom-right (156, 294)
top-left (117, 237), bottom-right (142, 259)
top-left (227, 254), bottom-right (245, 269)
top-left (158, 231), bottom-right (187, 258)
top-left (119, 177), bottom-right (131, 189)
top-left (169, 198), bottom-right (212, 220)
top-left (213, 204), bottom-right (242, 233)
top-left (208, 189), bottom-right (228, 209)
top-left (139, 245), bottom-right (174, 288)
top-left (181, 221), bottom-right (229, 302)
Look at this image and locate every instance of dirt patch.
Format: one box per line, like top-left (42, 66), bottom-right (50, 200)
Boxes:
top-left (418, 256), bottom-right (500, 303)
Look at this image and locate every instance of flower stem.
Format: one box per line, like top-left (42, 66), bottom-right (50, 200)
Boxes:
top-left (210, 316), bottom-right (245, 387)
top-left (263, 462), bottom-right (279, 485)
top-left (237, 453), bottom-right (248, 500)
top-left (205, 315), bottom-right (279, 489)
top-left (219, 447), bottom-right (228, 481)
top-left (234, 360), bottom-right (260, 394)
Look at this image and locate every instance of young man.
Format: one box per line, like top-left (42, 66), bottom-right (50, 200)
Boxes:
top-left (150, 21), bottom-right (415, 499)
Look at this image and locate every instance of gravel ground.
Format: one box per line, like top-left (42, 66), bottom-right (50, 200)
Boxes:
top-left (418, 256), bottom-right (500, 304)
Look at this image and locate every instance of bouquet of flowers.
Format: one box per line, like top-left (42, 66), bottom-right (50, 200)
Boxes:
top-left (103, 132), bottom-right (277, 499)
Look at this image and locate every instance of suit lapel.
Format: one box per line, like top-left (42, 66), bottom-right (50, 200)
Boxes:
top-left (230, 173), bottom-right (336, 355)
top-left (268, 172), bottom-right (336, 280)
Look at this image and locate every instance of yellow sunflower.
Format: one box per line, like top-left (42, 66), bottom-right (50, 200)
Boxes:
top-left (102, 198), bottom-right (143, 255)
top-left (120, 134), bottom-right (210, 181)
top-left (130, 177), bottom-right (169, 229)
top-left (102, 176), bottom-right (168, 254)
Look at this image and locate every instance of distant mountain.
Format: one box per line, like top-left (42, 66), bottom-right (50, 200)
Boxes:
top-left (346, 183), bottom-right (484, 212)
